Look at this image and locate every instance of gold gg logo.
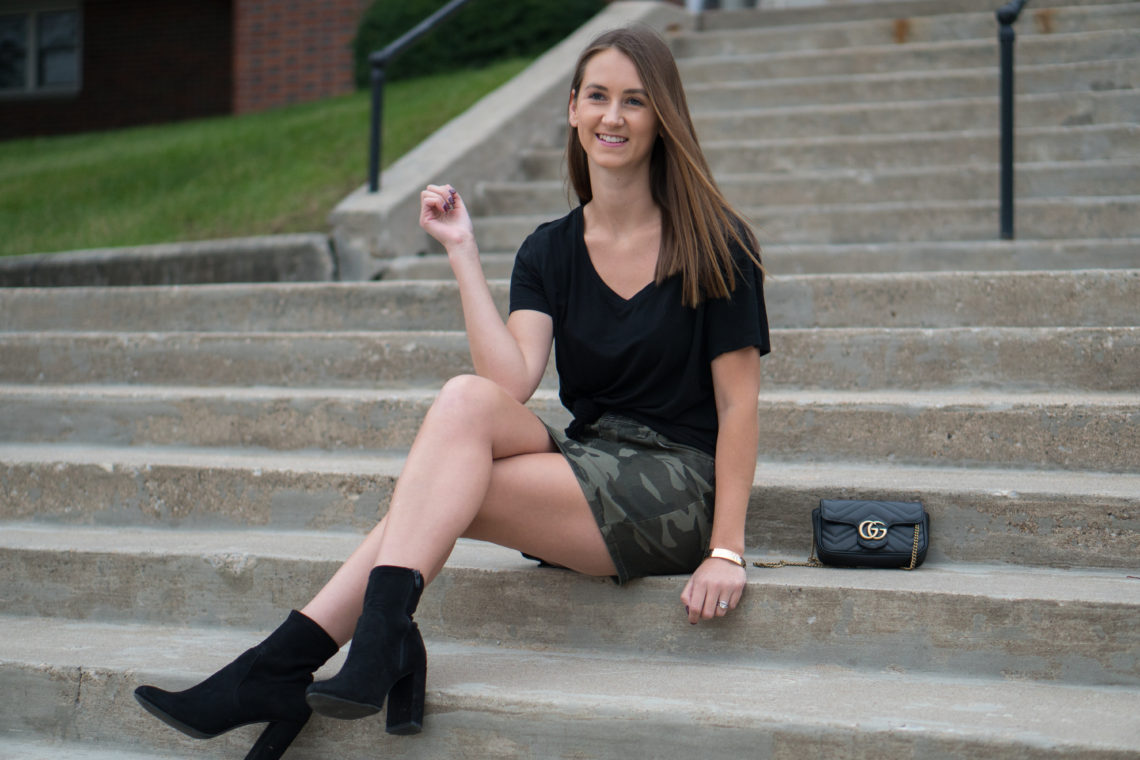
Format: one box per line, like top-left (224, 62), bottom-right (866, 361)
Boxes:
top-left (858, 520), bottom-right (888, 541)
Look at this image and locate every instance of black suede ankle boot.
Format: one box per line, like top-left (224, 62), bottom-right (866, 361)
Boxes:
top-left (134, 610), bottom-right (339, 760)
top-left (305, 565), bottom-right (427, 735)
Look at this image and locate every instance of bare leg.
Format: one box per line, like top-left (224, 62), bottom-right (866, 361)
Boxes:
top-left (302, 375), bottom-right (613, 644)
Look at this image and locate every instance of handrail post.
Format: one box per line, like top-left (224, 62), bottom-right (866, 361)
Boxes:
top-left (368, 64), bottom-right (385, 193)
top-left (996, 0), bottom-right (1029, 240)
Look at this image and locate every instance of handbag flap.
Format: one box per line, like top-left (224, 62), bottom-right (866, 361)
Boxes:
top-left (819, 499), bottom-right (924, 527)
top-left (818, 499), bottom-right (925, 552)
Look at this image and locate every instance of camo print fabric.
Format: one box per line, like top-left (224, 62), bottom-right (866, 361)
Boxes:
top-left (546, 413), bottom-right (715, 584)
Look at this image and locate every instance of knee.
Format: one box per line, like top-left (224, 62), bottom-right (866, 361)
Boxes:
top-left (428, 374), bottom-right (501, 428)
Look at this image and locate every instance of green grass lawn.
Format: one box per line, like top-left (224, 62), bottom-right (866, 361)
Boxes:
top-left (0, 58), bottom-right (532, 257)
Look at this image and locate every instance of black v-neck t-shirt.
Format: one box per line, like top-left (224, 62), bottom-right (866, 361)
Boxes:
top-left (508, 205), bottom-right (770, 457)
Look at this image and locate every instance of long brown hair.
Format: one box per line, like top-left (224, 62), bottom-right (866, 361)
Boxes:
top-left (566, 25), bottom-right (763, 307)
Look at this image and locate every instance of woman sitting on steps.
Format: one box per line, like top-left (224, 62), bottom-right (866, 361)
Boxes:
top-left (133, 24), bottom-right (769, 760)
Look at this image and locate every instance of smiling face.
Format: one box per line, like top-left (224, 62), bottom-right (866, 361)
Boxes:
top-left (568, 48), bottom-right (660, 177)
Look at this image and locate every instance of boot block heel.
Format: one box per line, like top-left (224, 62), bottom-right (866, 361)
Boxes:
top-left (385, 666), bottom-right (426, 735)
top-left (245, 718), bottom-right (307, 760)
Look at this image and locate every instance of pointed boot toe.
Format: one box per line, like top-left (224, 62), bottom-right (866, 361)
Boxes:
top-left (134, 611), bottom-right (339, 759)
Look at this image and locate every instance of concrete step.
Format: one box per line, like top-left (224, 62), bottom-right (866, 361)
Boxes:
top-left (695, 0), bottom-right (1140, 30)
top-left (745, 195), bottom-right (1140, 245)
top-left (472, 196), bottom-right (1140, 249)
top-left (385, 241), bottom-right (1140, 279)
top-left (518, 124), bottom-right (1140, 178)
top-left (683, 58), bottom-right (1140, 111)
top-left (678, 30), bottom-right (1140, 83)
top-left (5, 615), bottom-right (1138, 760)
top-left (3, 444), bottom-right (1137, 568)
top-left (672, 3), bottom-right (1140, 56)
top-left (0, 736), bottom-right (191, 759)
top-left (4, 270), bottom-right (1137, 331)
top-left (764, 326), bottom-right (1140, 391)
top-left (690, 91), bottom-right (1140, 142)
top-left (474, 160), bottom-right (1140, 215)
top-left (1, 386), bottom-right (1136, 471)
top-left (0, 330), bottom-right (480, 389)
top-left (2, 533), bottom-right (1138, 686)
top-left (3, 327), bottom-right (1136, 392)
top-left (753, 239), bottom-right (1140, 275)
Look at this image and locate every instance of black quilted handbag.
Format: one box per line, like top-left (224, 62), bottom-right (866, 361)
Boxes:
top-left (813, 500), bottom-right (929, 569)
top-left (755, 499), bottom-right (930, 570)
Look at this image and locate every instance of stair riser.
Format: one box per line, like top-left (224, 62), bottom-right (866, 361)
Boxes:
top-left (758, 400), bottom-right (1140, 472)
top-left (765, 327), bottom-right (1140, 391)
top-left (771, 269), bottom-right (1140, 328)
top-left (3, 461), bottom-right (1136, 567)
top-left (685, 59), bottom-right (1140, 111)
top-left (3, 328), bottom-right (1135, 392)
top-left (1, 393), bottom-right (1135, 471)
top-left (6, 659), bottom-right (1126, 760)
top-left (475, 162), bottom-right (1140, 215)
top-left (673, 5), bottom-right (1140, 56)
top-left (679, 31), bottom-right (1140, 82)
top-left (748, 198), bottom-right (1140, 246)
top-left (0, 281), bottom-right (476, 333)
top-left (3, 270), bottom-right (1137, 331)
top-left (0, 460), bottom-right (397, 532)
top-left (2, 548), bottom-right (1136, 686)
top-left (519, 125), bottom-right (1140, 178)
top-left (691, 92), bottom-right (1140, 142)
top-left (474, 198), bottom-right (1140, 249)
top-left (763, 240), bottom-right (1140, 275)
top-left (0, 332), bottom-right (482, 389)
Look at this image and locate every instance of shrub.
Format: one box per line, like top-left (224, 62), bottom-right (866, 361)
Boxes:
top-left (353, 0), bottom-right (607, 85)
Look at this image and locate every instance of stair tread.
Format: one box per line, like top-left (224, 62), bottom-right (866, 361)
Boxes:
top-left (410, 241), bottom-right (1140, 261)
top-left (0, 737), bottom-right (191, 760)
top-left (2, 383), bottom-right (1137, 406)
top-left (2, 527), bottom-right (1138, 606)
top-left (5, 325), bottom-right (1138, 340)
top-left (694, 0), bottom-right (1140, 29)
top-left (3, 613), bottom-right (1138, 750)
top-left (518, 121), bottom-right (1140, 151)
top-left (3, 441), bottom-right (1138, 500)
top-left (0, 441), bottom-right (407, 473)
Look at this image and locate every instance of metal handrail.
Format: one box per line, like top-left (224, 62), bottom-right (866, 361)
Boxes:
top-left (367, 0), bottom-right (474, 193)
top-left (997, 0), bottom-right (1030, 239)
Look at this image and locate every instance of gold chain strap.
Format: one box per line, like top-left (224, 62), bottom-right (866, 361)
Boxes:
top-left (752, 525), bottom-right (921, 570)
top-left (901, 524), bottom-right (921, 571)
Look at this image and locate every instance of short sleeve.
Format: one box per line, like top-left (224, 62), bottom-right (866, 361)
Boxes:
top-left (509, 235), bottom-right (552, 316)
top-left (704, 243), bottom-right (771, 361)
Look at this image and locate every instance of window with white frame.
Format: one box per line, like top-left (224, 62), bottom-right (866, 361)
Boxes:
top-left (0, 3), bottom-right (80, 95)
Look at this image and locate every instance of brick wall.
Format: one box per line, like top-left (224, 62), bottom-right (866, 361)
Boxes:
top-left (0, 0), bottom-right (233, 140)
top-left (232, 0), bottom-right (369, 114)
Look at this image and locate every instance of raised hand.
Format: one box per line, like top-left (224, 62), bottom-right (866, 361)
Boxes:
top-left (419, 183), bottom-right (475, 251)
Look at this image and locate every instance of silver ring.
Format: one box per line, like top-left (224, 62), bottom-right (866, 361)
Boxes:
top-left (717, 600), bottom-right (729, 610)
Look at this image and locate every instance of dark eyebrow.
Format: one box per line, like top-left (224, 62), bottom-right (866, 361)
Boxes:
top-left (583, 83), bottom-right (649, 96)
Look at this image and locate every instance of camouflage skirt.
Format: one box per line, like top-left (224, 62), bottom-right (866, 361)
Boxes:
top-left (545, 413), bottom-right (715, 584)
